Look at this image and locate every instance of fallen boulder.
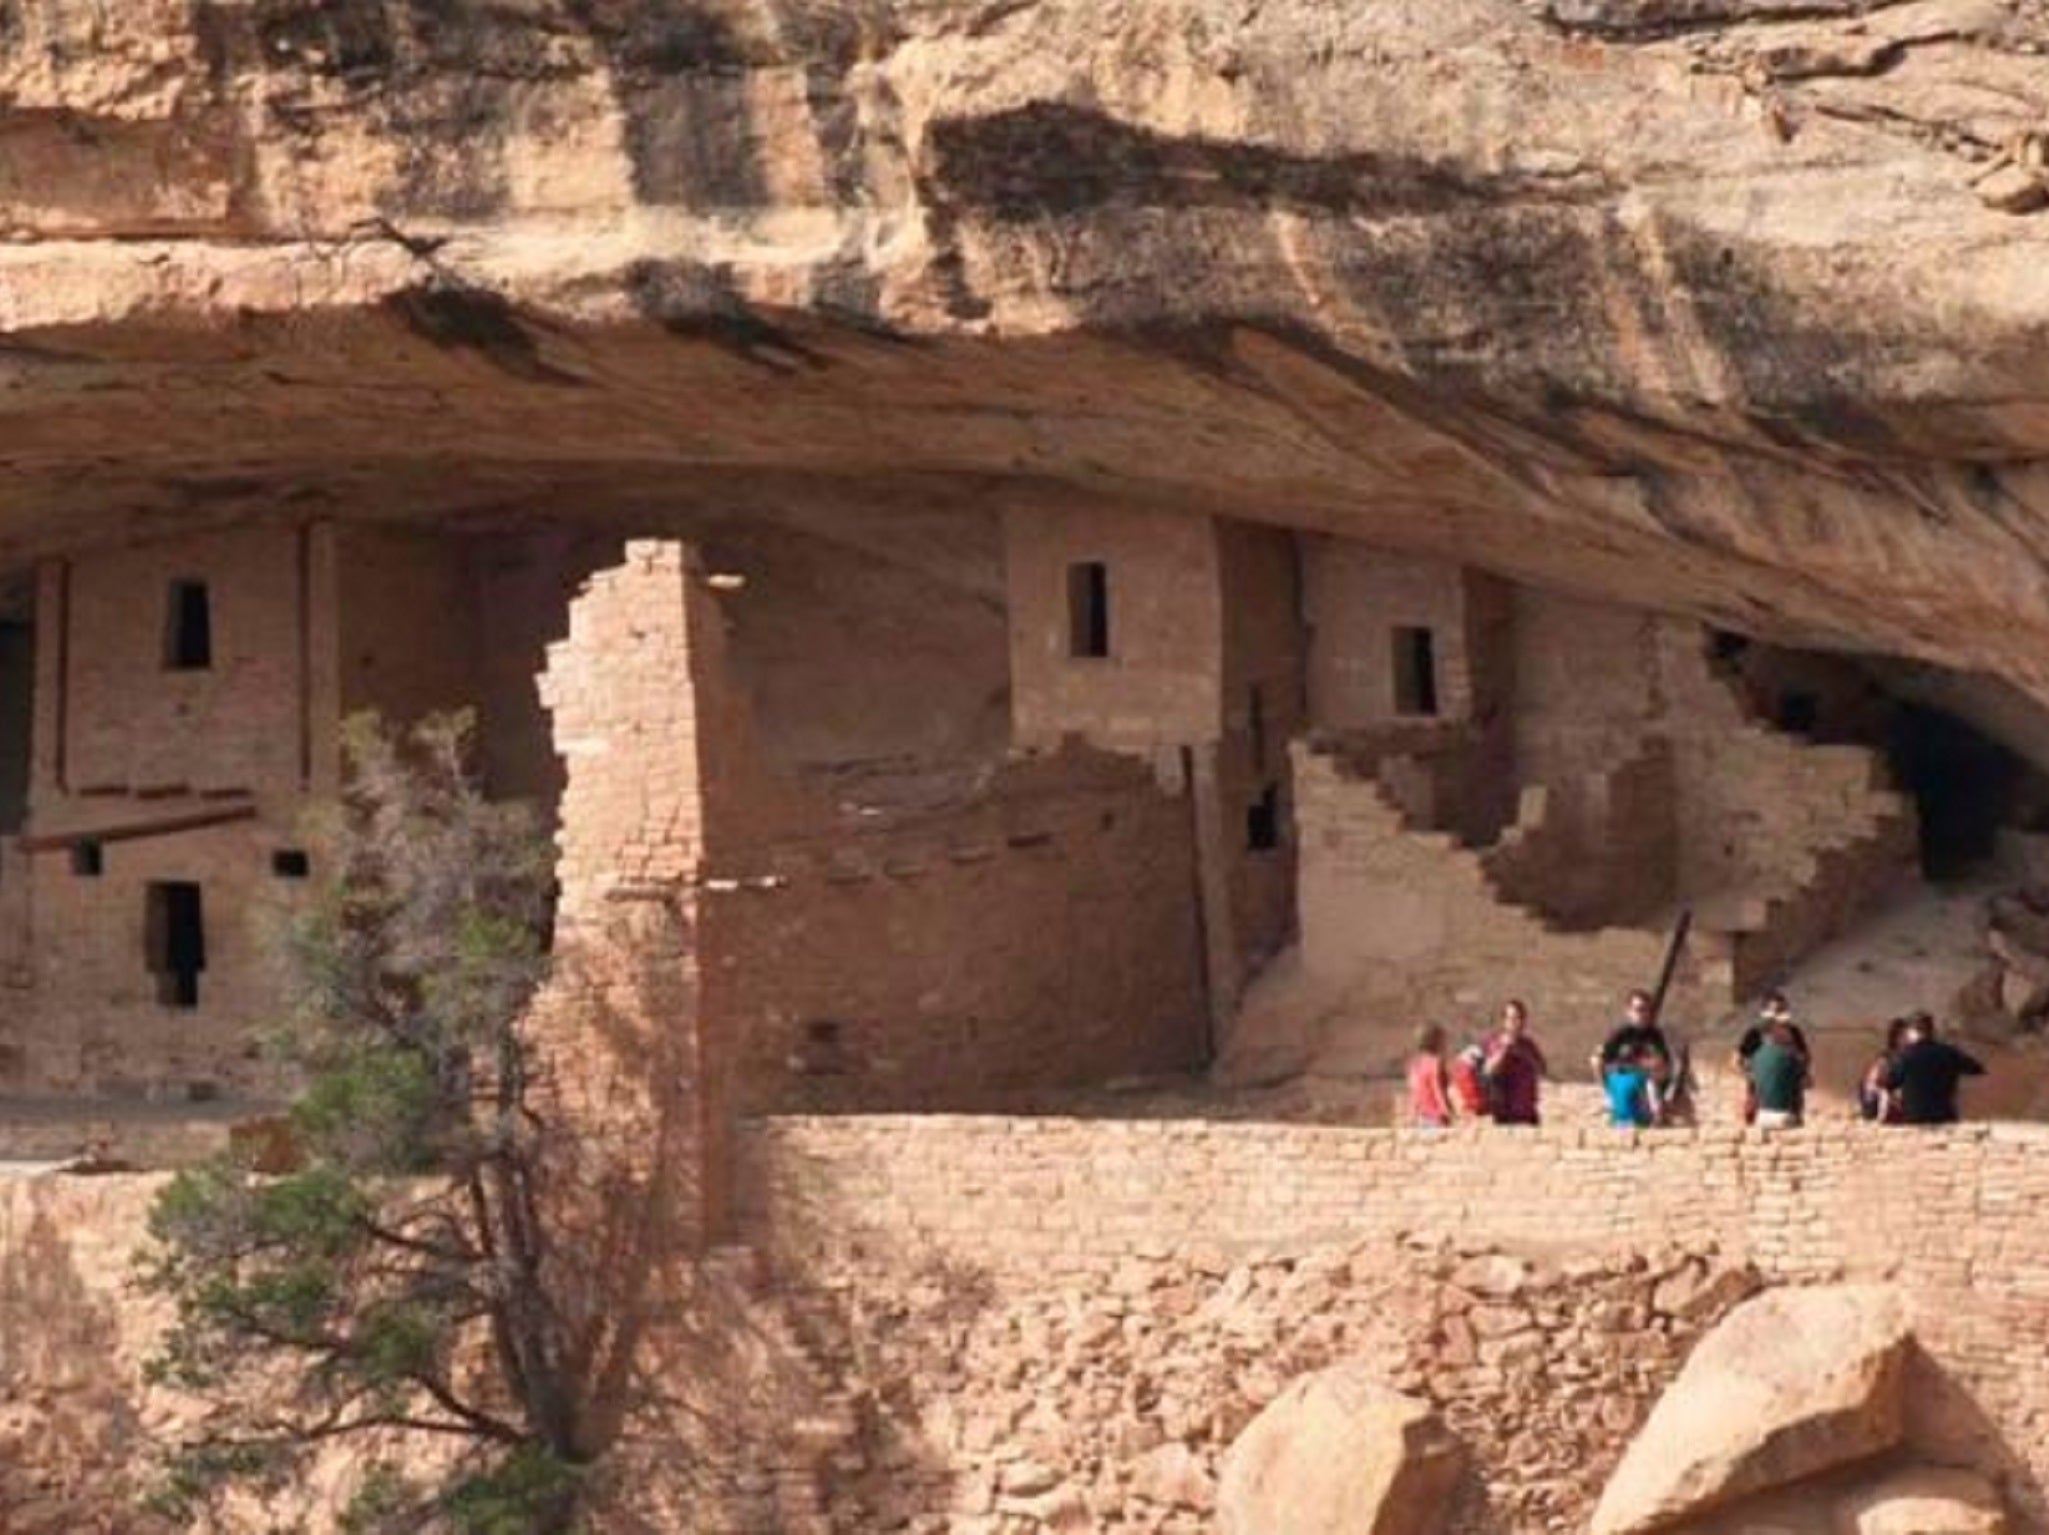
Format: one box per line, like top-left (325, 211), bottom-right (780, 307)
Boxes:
top-left (1839, 1467), bottom-right (2008, 1535)
top-left (1216, 1361), bottom-right (1462, 1535)
top-left (1591, 1285), bottom-right (1910, 1535)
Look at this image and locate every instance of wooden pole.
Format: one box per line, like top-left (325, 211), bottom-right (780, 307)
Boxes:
top-left (1647, 906), bottom-right (1694, 1024)
top-left (16, 800), bottom-right (258, 854)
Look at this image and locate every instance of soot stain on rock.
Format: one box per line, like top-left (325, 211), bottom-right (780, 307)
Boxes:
top-left (927, 103), bottom-right (1611, 223)
top-left (626, 260), bottom-right (830, 373)
top-left (386, 286), bottom-right (586, 387)
top-left (1663, 230), bottom-right (1920, 458)
top-left (570, 4), bottom-right (773, 208)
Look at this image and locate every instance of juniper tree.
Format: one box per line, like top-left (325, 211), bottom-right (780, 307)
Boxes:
top-left (143, 712), bottom-right (638, 1534)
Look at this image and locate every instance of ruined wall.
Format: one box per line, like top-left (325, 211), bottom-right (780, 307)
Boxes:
top-left (715, 754), bottom-right (1209, 1114)
top-left (664, 513), bottom-right (1221, 1112)
top-left (1506, 590), bottom-right (1915, 981)
top-left (1483, 739), bottom-right (1680, 931)
top-left (535, 541), bottom-right (717, 1236)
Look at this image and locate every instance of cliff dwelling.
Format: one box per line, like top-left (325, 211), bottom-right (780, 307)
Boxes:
top-left (6, 0), bottom-right (2049, 1532)
top-left (8, 511), bottom-right (2033, 1116)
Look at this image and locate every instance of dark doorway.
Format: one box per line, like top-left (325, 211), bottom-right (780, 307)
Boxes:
top-left (1246, 782), bottom-right (1282, 852)
top-left (1392, 626), bottom-right (1439, 717)
top-left (1887, 706), bottom-right (2029, 880)
top-left (146, 882), bottom-right (206, 1008)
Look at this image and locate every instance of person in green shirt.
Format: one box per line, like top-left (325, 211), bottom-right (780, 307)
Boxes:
top-left (1748, 1019), bottom-right (1807, 1128)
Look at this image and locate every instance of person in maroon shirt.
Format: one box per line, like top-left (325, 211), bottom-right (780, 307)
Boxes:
top-left (1482, 998), bottom-right (1550, 1126)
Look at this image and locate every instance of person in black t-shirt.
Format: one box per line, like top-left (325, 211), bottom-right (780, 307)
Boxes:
top-left (1594, 990), bottom-right (1674, 1114)
top-left (1882, 1014), bottom-right (1985, 1126)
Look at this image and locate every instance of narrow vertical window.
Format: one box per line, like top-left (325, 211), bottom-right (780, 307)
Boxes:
top-left (146, 881), bottom-right (206, 1009)
top-left (1246, 783), bottom-right (1282, 852)
top-left (164, 580), bottom-right (213, 671)
top-left (1392, 626), bottom-right (1439, 717)
top-left (1067, 561), bottom-right (1110, 659)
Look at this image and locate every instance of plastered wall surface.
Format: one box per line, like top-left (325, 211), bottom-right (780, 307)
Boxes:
top-left (1005, 504), bottom-right (1224, 754)
top-left (7, 527), bottom-right (336, 1097)
top-left (55, 527), bottom-right (310, 798)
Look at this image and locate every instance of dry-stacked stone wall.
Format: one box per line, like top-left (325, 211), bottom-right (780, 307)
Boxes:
top-left (740, 1117), bottom-right (2049, 1531)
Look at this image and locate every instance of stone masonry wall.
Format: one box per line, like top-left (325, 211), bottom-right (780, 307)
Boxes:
top-left (6, 1124), bottom-right (2049, 1531)
top-left (713, 755), bottom-right (1209, 1114)
top-left (740, 1115), bottom-right (2049, 1530)
top-left (535, 540), bottom-right (717, 1236)
top-left (1302, 541), bottom-right (1480, 728)
top-left (5, 525), bottom-right (339, 1098)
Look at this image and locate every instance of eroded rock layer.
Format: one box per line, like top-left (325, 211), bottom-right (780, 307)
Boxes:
top-left (1, 1), bottom-right (2047, 723)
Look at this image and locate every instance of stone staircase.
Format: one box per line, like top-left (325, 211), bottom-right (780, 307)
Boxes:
top-left (1297, 669), bottom-right (1915, 1037)
top-left (1291, 743), bottom-right (1692, 1063)
top-left (1682, 727), bottom-right (1919, 1001)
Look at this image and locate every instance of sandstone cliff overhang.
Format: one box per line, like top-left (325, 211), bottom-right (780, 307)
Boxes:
top-left (1, 2), bottom-right (2047, 732)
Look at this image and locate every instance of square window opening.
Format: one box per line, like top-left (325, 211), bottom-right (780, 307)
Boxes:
top-left (70, 841), bottom-right (104, 878)
top-left (145, 881), bottom-right (206, 1010)
top-left (1067, 561), bottom-right (1110, 659)
top-left (271, 848), bottom-right (311, 879)
top-left (1392, 626), bottom-right (1440, 717)
top-left (164, 580), bottom-right (213, 671)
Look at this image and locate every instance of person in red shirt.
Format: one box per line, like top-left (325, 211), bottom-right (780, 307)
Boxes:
top-left (1483, 998), bottom-right (1549, 1126)
top-left (1406, 1024), bottom-right (1456, 1128)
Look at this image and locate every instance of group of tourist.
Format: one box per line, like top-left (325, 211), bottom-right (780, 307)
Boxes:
top-left (1405, 987), bottom-right (1989, 1130)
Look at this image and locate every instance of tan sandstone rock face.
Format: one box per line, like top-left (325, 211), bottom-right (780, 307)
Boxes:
top-left (1841, 1467), bottom-right (2010, 1535)
top-left (1216, 1361), bottom-right (1463, 1535)
top-left (1591, 1285), bottom-right (1911, 1535)
top-left (4, 4), bottom-right (2049, 749)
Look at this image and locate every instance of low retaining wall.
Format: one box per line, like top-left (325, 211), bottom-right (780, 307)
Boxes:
top-left (9, 1122), bottom-right (2049, 1530)
top-left (740, 1115), bottom-right (2049, 1529)
top-left (738, 1115), bottom-right (2049, 1286)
